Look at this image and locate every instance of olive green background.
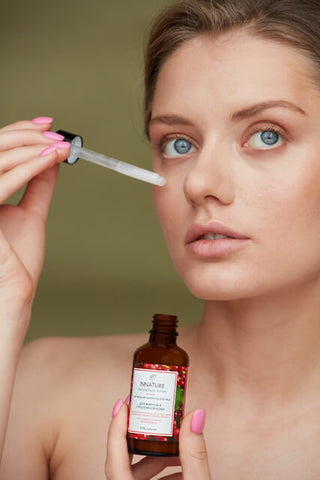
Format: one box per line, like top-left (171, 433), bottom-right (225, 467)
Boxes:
top-left (1, 0), bottom-right (202, 342)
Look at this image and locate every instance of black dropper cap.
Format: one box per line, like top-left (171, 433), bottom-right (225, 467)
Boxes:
top-left (56, 130), bottom-right (83, 165)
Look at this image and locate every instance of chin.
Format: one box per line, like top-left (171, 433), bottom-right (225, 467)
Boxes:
top-left (182, 268), bottom-right (317, 302)
top-left (178, 264), bottom-right (269, 301)
top-left (181, 273), bottom-right (248, 301)
top-left (186, 281), bottom-right (253, 301)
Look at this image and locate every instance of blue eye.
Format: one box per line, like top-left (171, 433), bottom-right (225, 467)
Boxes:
top-left (248, 129), bottom-right (283, 150)
top-left (163, 138), bottom-right (196, 156)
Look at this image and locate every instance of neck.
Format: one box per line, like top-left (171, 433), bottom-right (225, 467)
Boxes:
top-left (188, 280), bottom-right (320, 411)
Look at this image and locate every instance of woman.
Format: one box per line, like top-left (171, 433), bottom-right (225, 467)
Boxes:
top-left (2, 0), bottom-right (320, 478)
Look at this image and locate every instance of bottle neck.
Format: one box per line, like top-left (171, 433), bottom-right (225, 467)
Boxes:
top-left (149, 314), bottom-right (178, 347)
top-left (149, 331), bottom-right (177, 346)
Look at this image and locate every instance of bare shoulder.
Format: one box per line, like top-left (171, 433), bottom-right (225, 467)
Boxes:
top-left (16, 324), bottom-right (194, 394)
top-left (20, 332), bottom-right (147, 382)
top-left (1, 332), bottom-right (147, 479)
top-left (15, 332), bottom-right (149, 409)
top-left (19, 321), bottom-right (194, 379)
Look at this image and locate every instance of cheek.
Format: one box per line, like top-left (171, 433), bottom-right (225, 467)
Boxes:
top-left (250, 153), bottom-right (320, 281)
top-left (153, 183), bottom-right (187, 256)
top-left (245, 145), bottom-right (320, 229)
top-left (267, 161), bottom-right (320, 231)
top-left (153, 186), bottom-right (177, 237)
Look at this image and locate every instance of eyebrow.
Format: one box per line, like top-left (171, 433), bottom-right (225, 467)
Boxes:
top-left (231, 100), bottom-right (306, 121)
top-left (149, 115), bottom-right (193, 127)
top-left (148, 100), bottom-right (306, 130)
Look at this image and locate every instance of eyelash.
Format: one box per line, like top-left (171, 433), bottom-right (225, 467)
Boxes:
top-left (244, 125), bottom-right (285, 148)
top-left (155, 124), bottom-right (287, 157)
top-left (155, 134), bottom-right (195, 154)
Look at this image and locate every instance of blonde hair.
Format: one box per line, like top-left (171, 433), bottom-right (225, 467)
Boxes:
top-left (144, 0), bottom-right (320, 134)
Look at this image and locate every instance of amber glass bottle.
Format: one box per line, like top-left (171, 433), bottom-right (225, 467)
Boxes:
top-left (127, 314), bottom-right (189, 456)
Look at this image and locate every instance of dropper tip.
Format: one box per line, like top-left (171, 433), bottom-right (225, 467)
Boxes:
top-left (156, 176), bottom-right (167, 186)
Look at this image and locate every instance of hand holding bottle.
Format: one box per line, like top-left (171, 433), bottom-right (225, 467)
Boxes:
top-left (105, 401), bottom-right (211, 480)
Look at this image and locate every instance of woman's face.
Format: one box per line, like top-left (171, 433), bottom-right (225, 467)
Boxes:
top-left (149, 31), bottom-right (320, 300)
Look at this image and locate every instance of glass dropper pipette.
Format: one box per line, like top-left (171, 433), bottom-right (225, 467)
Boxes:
top-left (56, 130), bottom-right (166, 187)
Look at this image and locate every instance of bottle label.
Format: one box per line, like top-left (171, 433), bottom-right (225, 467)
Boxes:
top-left (127, 363), bottom-right (188, 442)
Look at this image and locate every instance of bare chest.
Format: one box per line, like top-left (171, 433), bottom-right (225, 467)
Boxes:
top-left (52, 407), bottom-right (320, 480)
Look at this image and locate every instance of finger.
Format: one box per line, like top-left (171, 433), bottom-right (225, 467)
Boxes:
top-left (0, 129), bottom-right (60, 152)
top-left (132, 456), bottom-right (180, 480)
top-left (0, 145), bottom-right (60, 174)
top-left (105, 400), bottom-right (134, 480)
top-left (19, 164), bottom-right (60, 222)
top-left (179, 410), bottom-right (211, 480)
top-left (0, 147), bottom-right (69, 206)
top-left (0, 117), bottom-right (53, 132)
top-left (158, 473), bottom-right (182, 480)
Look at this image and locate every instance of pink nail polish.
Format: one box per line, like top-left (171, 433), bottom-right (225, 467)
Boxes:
top-left (40, 146), bottom-right (57, 157)
top-left (50, 141), bottom-right (70, 149)
top-left (32, 116), bottom-right (53, 125)
top-left (125, 395), bottom-right (130, 405)
top-left (191, 409), bottom-right (206, 434)
top-left (43, 131), bottom-right (65, 141)
top-left (112, 399), bottom-right (123, 417)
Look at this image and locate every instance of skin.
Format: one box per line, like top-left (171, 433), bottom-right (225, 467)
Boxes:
top-left (0, 119), bottom-right (69, 464)
top-left (3, 30), bottom-right (320, 479)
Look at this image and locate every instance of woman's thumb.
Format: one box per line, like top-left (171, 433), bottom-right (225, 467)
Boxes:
top-left (179, 409), bottom-right (212, 480)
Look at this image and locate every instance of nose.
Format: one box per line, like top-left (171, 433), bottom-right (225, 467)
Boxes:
top-left (183, 138), bottom-right (235, 207)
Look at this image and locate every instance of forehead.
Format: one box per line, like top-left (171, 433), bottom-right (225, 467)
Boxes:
top-left (152, 31), bottom-right (318, 117)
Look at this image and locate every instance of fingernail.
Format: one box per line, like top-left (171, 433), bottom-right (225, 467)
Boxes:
top-left (43, 131), bottom-right (65, 141)
top-left (112, 399), bottom-right (123, 417)
top-left (50, 141), bottom-right (70, 149)
top-left (40, 146), bottom-right (57, 157)
top-left (191, 409), bottom-right (206, 434)
top-left (32, 116), bottom-right (53, 124)
top-left (125, 394), bottom-right (130, 405)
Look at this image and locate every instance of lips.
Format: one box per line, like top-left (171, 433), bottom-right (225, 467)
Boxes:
top-left (185, 221), bottom-right (249, 245)
top-left (185, 221), bottom-right (250, 258)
